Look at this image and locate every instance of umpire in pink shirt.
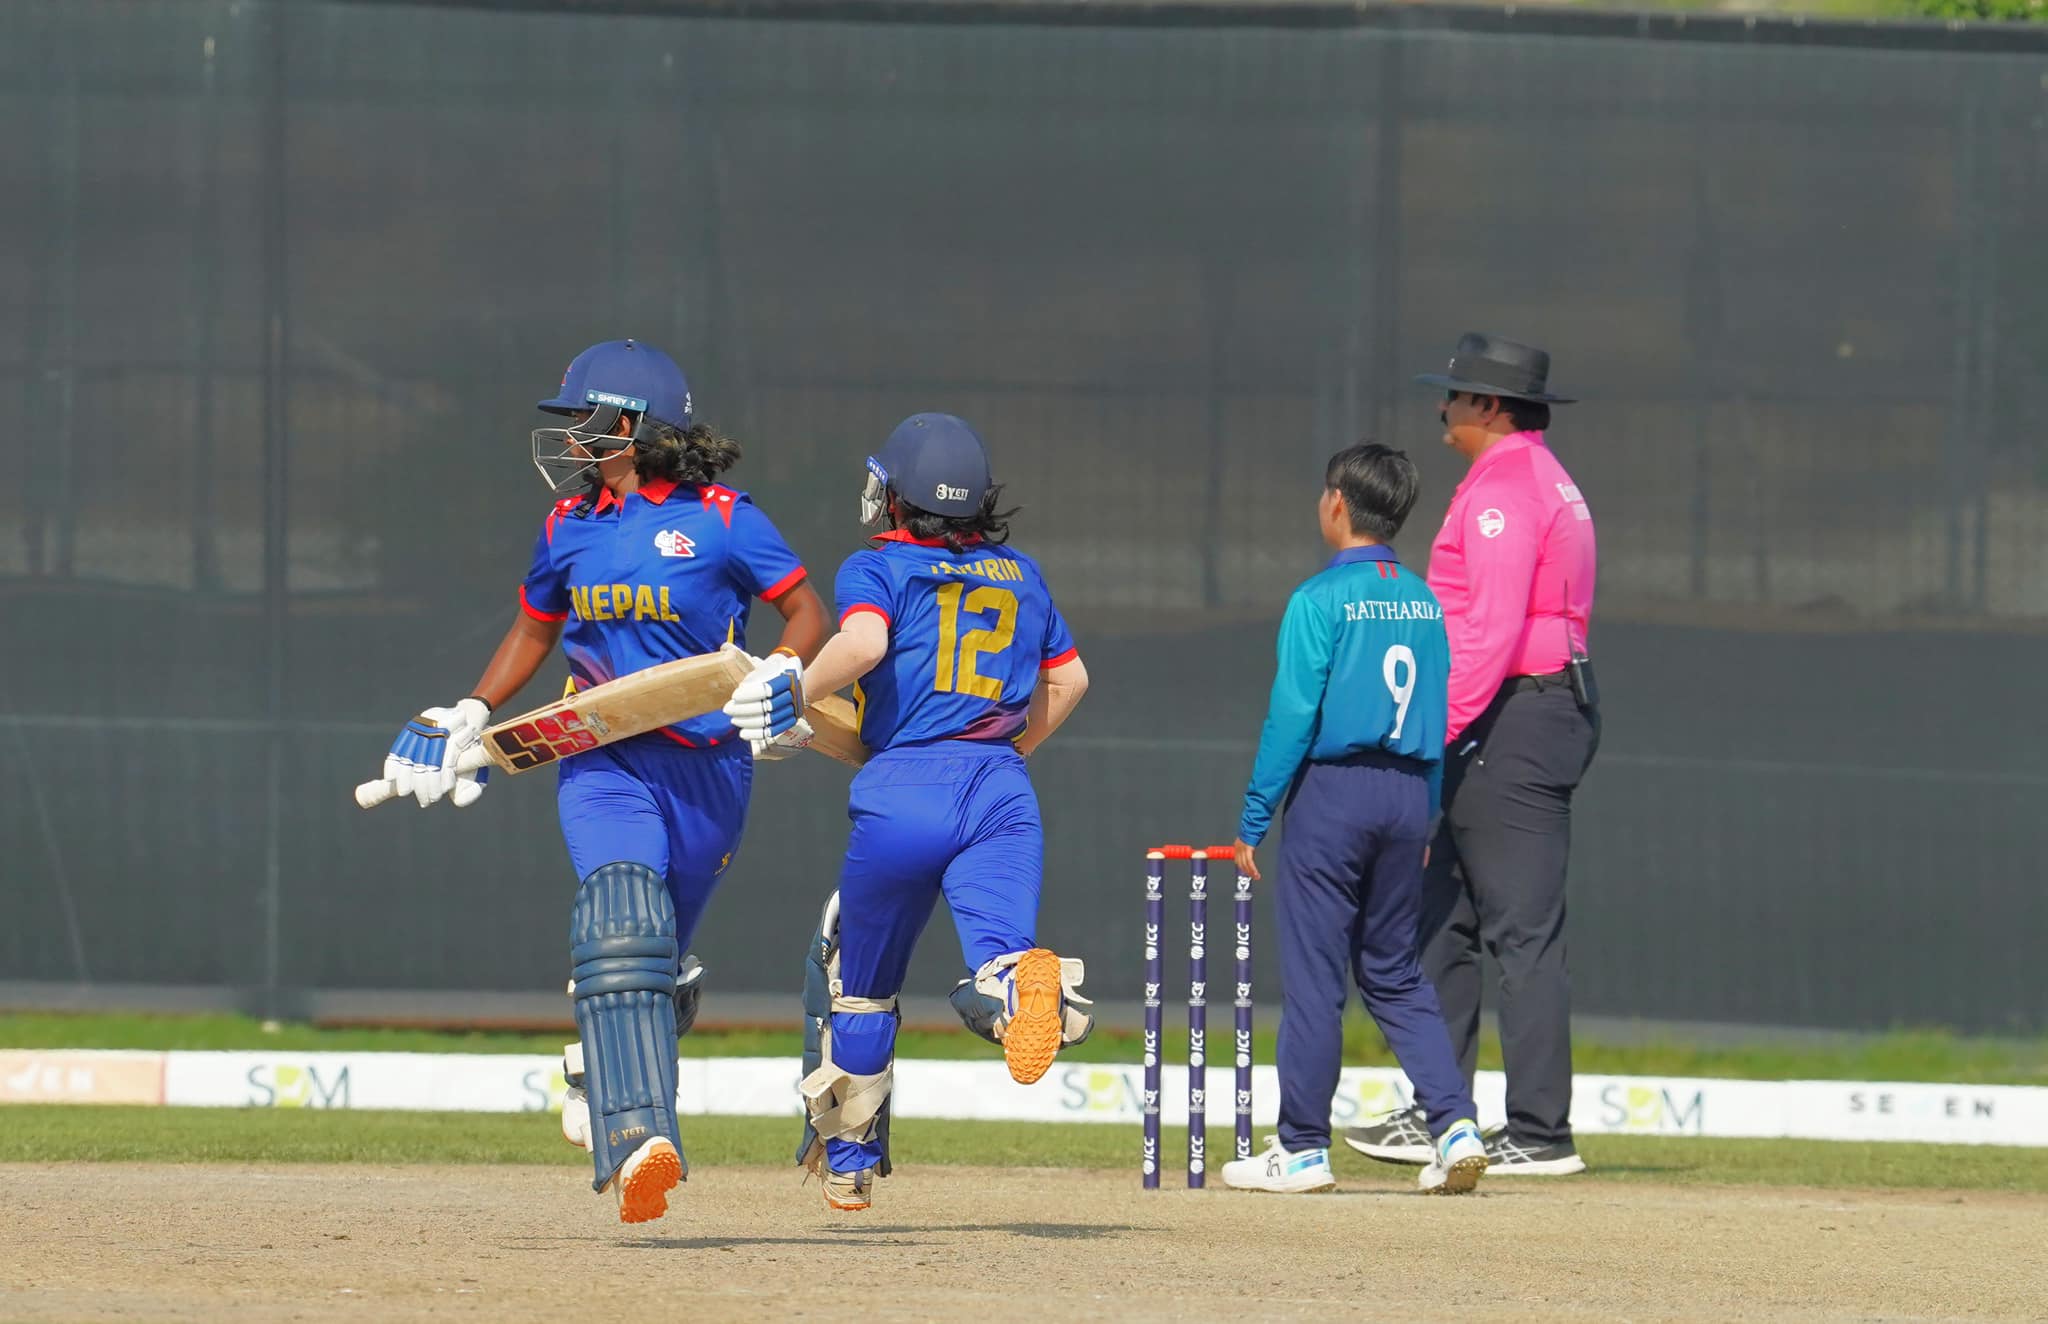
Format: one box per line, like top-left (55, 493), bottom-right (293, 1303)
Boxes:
top-left (1345, 333), bottom-right (1600, 1176)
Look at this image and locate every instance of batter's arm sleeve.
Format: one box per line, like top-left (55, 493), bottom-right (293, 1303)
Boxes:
top-left (520, 521), bottom-right (571, 622)
top-left (728, 498), bottom-right (808, 602)
top-left (1443, 484), bottom-right (1544, 741)
top-left (1238, 588), bottom-right (1333, 846)
top-left (1041, 596), bottom-right (1078, 669)
top-left (833, 551), bottom-right (895, 631)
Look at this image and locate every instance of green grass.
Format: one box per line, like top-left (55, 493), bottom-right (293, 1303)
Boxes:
top-left (5, 1106), bottom-right (2045, 1193)
top-left (5, 1010), bottom-right (2045, 1086)
top-left (1561, 0), bottom-right (2045, 20)
top-left (0, 1011), bottom-right (574, 1057)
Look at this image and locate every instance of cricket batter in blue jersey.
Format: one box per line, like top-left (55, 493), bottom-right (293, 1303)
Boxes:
top-left (724, 412), bottom-right (1094, 1211)
top-left (1220, 444), bottom-right (1487, 1196)
top-left (374, 340), bottom-right (828, 1224)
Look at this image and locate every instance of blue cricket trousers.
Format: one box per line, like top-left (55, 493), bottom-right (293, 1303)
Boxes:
top-left (1275, 752), bottom-right (1477, 1152)
top-left (556, 736), bottom-right (753, 952)
top-left (828, 740), bottom-right (1044, 1171)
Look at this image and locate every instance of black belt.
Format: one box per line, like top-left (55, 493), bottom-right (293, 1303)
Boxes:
top-left (1503, 670), bottom-right (1574, 696)
top-left (1503, 658), bottom-right (1598, 710)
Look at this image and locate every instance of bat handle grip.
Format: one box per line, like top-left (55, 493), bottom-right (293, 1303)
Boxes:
top-left (354, 745), bottom-right (491, 810)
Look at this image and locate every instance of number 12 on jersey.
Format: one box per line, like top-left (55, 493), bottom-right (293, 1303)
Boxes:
top-left (934, 582), bottom-right (1018, 699)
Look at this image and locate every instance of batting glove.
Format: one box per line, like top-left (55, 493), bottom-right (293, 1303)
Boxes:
top-left (722, 653), bottom-right (806, 746)
top-left (383, 698), bottom-right (490, 808)
top-left (749, 716), bottom-right (816, 762)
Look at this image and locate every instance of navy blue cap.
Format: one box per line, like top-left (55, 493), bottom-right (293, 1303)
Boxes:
top-left (873, 413), bottom-right (993, 517)
top-left (539, 339), bottom-right (693, 425)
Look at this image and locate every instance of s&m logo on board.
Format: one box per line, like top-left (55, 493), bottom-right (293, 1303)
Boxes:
top-left (1597, 1084), bottom-right (1704, 1133)
top-left (522, 1066), bottom-right (573, 1114)
top-left (1058, 1066), bottom-right (1143, 1116)
top-left (245, 1063), bottom-right (352, 1109)
top-left (1329, 1075), bottom-right (1413, 1127)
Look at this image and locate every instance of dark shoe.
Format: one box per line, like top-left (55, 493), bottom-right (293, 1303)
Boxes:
top-left (1341, 1105), bottom-right (1433, 1165)
top-left (1483, 1132), bottom-right (1586, 1175)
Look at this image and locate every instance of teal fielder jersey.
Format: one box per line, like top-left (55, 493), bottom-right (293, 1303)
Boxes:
top-left (1238, 544), bottom-right (1450, 845)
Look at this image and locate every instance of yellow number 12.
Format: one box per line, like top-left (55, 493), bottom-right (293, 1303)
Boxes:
top-left (934, 582), bottom-right (1018, 699)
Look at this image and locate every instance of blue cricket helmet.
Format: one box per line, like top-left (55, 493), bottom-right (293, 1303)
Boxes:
top-left (539, 338), bottom-right (693, 427)
top-left (866, 413), bottom-right (993, 521)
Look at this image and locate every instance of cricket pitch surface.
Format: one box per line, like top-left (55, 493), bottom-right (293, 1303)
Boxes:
top-left (3, 1163), bottom-right (2043, 1321)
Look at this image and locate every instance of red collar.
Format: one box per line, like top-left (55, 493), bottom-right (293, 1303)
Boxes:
top-left (590, 477), bottom-right (678, 514)
top-left (873, 529), bottom-right (983, 548)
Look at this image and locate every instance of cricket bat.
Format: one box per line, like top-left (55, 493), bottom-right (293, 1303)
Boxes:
top-left (803, 692), bottom-right (866, 768)
top-left (355, 649), bottom-right (867, 807)
top-left (355, 649), bottom-right (753, 808)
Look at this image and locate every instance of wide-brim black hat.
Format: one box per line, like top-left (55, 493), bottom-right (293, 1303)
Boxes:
top-left (1415, 332), bottom-right (1576, 404)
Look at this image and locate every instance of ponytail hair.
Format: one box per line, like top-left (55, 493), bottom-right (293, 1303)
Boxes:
top-left (884, 485), bottom-right (1019, 553)
top-left (634, 418), bottom-right (743, 486)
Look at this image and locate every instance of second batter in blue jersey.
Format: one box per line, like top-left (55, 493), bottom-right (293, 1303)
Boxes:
top-left (834, 532), bottom-right (1077, 751)
top-left (1239, 544), bottom-right (1449, 844)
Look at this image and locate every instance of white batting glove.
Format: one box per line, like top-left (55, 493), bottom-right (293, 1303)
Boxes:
top-left (722, 652), bottom-right (806, 746)
top-left (750, 716), bottom-right (816, 762)
top-left (382, 698), bottom-right (490, 808)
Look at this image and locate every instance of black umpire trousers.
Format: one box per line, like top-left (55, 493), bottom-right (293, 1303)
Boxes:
top-left (1420, 675), bottom-right (1600, 1148)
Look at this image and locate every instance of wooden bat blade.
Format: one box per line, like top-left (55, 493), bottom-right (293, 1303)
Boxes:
top-left (478, 649), bottom-right (752, 775)
top-left (356, 649), bottom-right (751, 808)
top-left (803, 693), bottom-right (868, 767)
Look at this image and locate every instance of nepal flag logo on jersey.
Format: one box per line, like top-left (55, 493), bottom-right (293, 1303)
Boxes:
top-left (653, 529), bottom-right (697, 558)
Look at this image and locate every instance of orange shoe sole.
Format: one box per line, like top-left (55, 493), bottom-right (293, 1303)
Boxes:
top-left (1004, 948), bottom-right (1065, 1085)
top-left (617, 1138), bottom-right (683, 1224)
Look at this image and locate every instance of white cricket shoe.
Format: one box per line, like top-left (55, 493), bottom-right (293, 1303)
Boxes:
top-left (560, 1042), bottom-right (593, 1150)
top-left (1417, 1118), bottom-right (1488, 1195)
top-left (559, 1044), bottom-right (690, 1155)
top-left (1221, 1136), bottom-right (1337, 1194)
top-left (821, 1164), bottom-right (876, 1212)
top-left (604, 1135), bottom-right (683, 1224)
top-left (561, 1085), bottom-right (592, 1150)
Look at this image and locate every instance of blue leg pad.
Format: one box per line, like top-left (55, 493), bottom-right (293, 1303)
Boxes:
top-left (949, 978), bottom-right (1004, 1046)
top-left (796, 910), bottom-right (830, 1168)
top-left (571, 861), bottom-right (681, 1191)
top-left (795, 893), bottom-right (893, 1177)
top-left (831, 1011), bottom-right (898, 1075)
top-left (824, 1010), bottom-right (897, 1174)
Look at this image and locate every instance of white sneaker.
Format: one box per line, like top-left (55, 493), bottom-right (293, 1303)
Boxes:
top-left (1220, 1136), bottom-right (1337, 1194)
top-left (1417, 1119), bottom-right (1488, 1195)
